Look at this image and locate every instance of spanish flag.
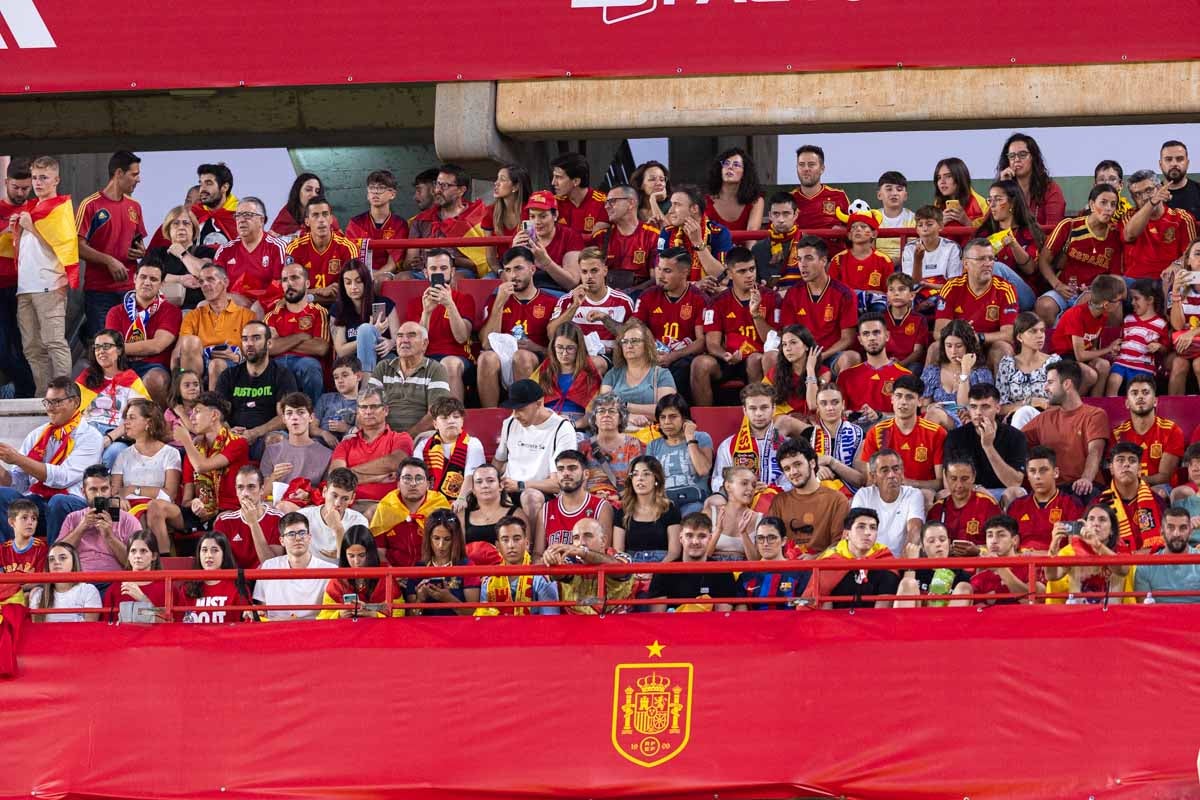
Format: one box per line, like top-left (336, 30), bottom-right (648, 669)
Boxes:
top-left (369, 489), bottom-right (450, 567)
top-left (800, 539), bottom-right (894, 602)
top-left (75, 368), bottom-right (150, 413)
top-left (13, 195), bottom-right (79, 287)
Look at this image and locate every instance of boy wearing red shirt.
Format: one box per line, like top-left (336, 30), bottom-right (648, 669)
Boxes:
top-left (884, 273), bottom-right (929, 370)
top-left (0, 499), bottom-right (47, 603)
top-left (1005, 446), bottom-right (1083, 552)
top-left (856, 374), bottom-right (945, 493)
top-left (634, 248), bottom-right (708, 391)
top-left (1111, 374), bottom-right (1184, 489)
top-left (778, 235), bottom-right (859, 372)
top-left (345, 169), bottom-right (408, 278)
top-left (1047, 274), bottom-right (1126, 396)
top-left (828, 213), bottom-right (892, 312)
top-left (970, 515), bottom-right (1035, 603)
top-left (213, 465), bottom-right (283, 569)
top-left (927, 458), bottom-right (1000, 550)
top-left (551, 152), bottom-right (608, 237)
top-left (835, 313), bottom-right (911, 425)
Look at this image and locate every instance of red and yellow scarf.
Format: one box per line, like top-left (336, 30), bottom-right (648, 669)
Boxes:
top-left (193, 426), bottom-right (235, 517)
top-left (26, 411), bottom-right (83, 499)
top-left (769, 225), bottom-right (802, 288)
top-left (425, 431), bottom-right (470, 501)
top-left (476, 552), bottom-right (534, 616)
top-left (801, 539), bottom-right (894, 602)
top-left (1101, 481), bottom-right (1163, 551)
top-left (665, 216), bottom-right (716, 281)
top-left (810, 424), bottom-right (853, 499)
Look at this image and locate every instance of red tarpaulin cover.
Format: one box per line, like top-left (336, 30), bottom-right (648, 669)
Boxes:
top-left (2, 605), bottom-right (1200, 799)
top-left (0, 1), bottom-right (1196, 95)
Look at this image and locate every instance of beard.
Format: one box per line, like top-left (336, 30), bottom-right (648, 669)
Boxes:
top-left (1166, 538), bottom-right (1189, 554)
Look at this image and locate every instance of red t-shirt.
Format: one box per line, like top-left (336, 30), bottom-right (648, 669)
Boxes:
top-left (183, 434), bottom-right (250, 512)
top-left (102, 579), bottom-right (168, 622)
top-left (0, 537), bottom-right (47, 601)
top-left (482, 290), bottom-right (560, 348)
top-left (927, 491), bottom-right (1001, 546)
top-left (1043, 216), bottom-right (1124, 287)
top-left (835, 360), bottom-right (912, 414)
top-left (543, 494), bottom-right (610, 547)
top-left (1007, 490), bottom-right (1083, 552)
top-left (264, 301), bottom-right (330, 359)
top-left (1049, 302), bottom-right (1107, 356)
top-left (0, 198), bottom-right (21, 288)
top-left (935, 276), bottom-right (1018, 334)
top-left (104, 298), bottom-right (183, 368)
top-left (557, 189), bottom-right (607, 236)
top-left (634, 285), bottom-right (708, 350)
top-left (552, 288), bottom-right (635, 350)
top-left (345, 211), bottom-right (408, 269)
top-left (174, 579), bottom-right (244, 623)
top-left (214, 508), bottom-right (283, 569)
top-left (542, 225), bottom-right (585, 270)
top-left (1112, 417), bottom-right (1185, 481)
top-left (790, 185), bottom-right (849, 230)
top-left (285, 233), bottom-right (360, 292)
top-left (75, 192), bottom-right (148, 292)
top-left (780, 278), bottom-right (858, 350)
top-left (702, 289), bottom-right (776, 355)
top-left (331, 429), bottom-right (414, 501)
top-left (859, 417), bottom-right (946, 482)
top-left (214, 234), bottom-right (288, 292)
top-left (884, 307), bottom-right (930, 362)
top-left (405, 290), bottom-right (477, 359)
top-left (591, 223), bottom-right (660, 279)
top-left (829, 248), bottom-right (894, 293)
top-left (1123, 208), bottom-right (1195, 280)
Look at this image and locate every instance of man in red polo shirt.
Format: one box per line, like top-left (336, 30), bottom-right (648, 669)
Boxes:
top-left (778, 235), bottom-right (858, 374)
top-left (1047, 274), bottom-right (1126, 396)
top-left (551, 152), bottom-right (608, 237)
top-left (855, 373), bottom-right (944, 494)
top-left (329, 385), bottom-right (413, 518)
top-left (213, 196), bottom-right (288, 307)
top-left (1005, 446), bottom-right (1082, 552)
top-left (591, 183), bottom-right (658, 292)
top-left (285, 195), bottom-right (360, 302)
top-left (75, 150), bottom-right (148, 339)
top-left (0, 159), bottom-right (34, 397)
top-left (791, 144), bottom-right (849, 230)
top-left (264, 263), bottom-right (331, 403)
top-left (345, 169), bottom-right (409, 279)
top-left (104, 260), bottom-right (181, 406)
top-left (406, 248), bottom-right (476, 402)
top-left (1122, 170), bottom-right (1195, 280)
top-left (513, 189), bottom-right (583, 293)
top-left (836, 313), bottom-right (912, 424)
top-left (927, 457), bottom-right (1000, 552)
top-left (934, 238), bottom-right (1018, 371)
top-left (1111, 374), bottom-right (1184, 490)
top-left (634, 248), bottom-right (708, 393)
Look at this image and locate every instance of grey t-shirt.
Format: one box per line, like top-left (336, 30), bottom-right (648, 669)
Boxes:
top-left (646, 432), bottom-right (712, 505)
top-left (260, 439), bottom-right (333, 486)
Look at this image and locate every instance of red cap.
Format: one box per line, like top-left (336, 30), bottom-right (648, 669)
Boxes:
top-left (525, 189), bottom-right (558, 212)
top-left (846, 213), bottom-right (879, 232)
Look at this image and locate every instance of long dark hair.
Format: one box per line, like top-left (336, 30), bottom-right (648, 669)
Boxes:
top-left (84, 328), bottom-right (130, 389)
top-left (125, 530), bottom-right (162, 571)
top-left (464, 464), bottom-right (514, 513)
top-left (933, 157), bottom-right (973, 209)
top-left (995, 133), bottom-right (1052, 206)
top-left (707, 147), bottom-right (762, 206)
top-left (340, 524), bottom-right (383, 598)
top-left (494, 163), bottom-right (532, 233)
top-left (773, 324), bottom-right (819, 402)
top-left (334, 258), bottom-right (376, 328)
top-left (630, 160), bottom-right (671, 217)
top-left (937, 319), bottom-right (984, 366)
top-left (978, 179), bottom-right (1046, 247)
top-left (183, 531), bottom-right (245, 600)
top-left (421, 509), bottom-right (466, 565)
top-left (285, 172), bottom-right (322, 225)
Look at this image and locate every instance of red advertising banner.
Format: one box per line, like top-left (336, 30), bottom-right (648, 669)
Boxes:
top-left (0, 1), bottom-right (1196, 96)
top-left (3, 605), bottom-right (1200, 799)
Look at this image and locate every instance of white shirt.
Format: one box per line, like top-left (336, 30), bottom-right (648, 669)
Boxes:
top-left (298, 505), bottom-right (370, 558)
top-left (17, 226), bottom-right (65, 295)
top-left (10, 419), bottom-right (104, 496)
top-left (252, 553), bottom-right (337, 620)
top-left (29, 583), bottom-right (102, 622)
top-left (849, 485), bottom-right (926, 555)
top-left (495, 412), bottom-right (577, 483)
top-left (900, 237), bottom-right (962, 284)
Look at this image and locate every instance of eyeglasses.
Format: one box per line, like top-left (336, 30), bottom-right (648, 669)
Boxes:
top-left (366, 184), bottom-right (394, 194)
top-left (721, 159), bottom-right (745, 169)
top-left (434, 181), bottom-right (461, 191)
top-left (42, 397), bottom-right (73, 408)
top-left (754, 534), bottom-right (782, 543)
top-left (233, 212), bottom-right (263, 220)
top-left (553, 344), bottom-right (578, 353)
top-left (595, 407), bottom-right (620, 416)
top-left (280, 530), bottom-right (310, 539)
top-left (357, 403), bottom-right (385, 412)
top-left (399, 474), bottom-right (428, 484)
top-left (619, 338), bottom-right (645, 346)
top-left (93, 343), bottom-right (118, 351)
top-left (1006, 151), bottom-right (1032, 162)
top-left (169, 219), bottom-right (193, 228)
top-left (603, 196), bottom-right (632, 206)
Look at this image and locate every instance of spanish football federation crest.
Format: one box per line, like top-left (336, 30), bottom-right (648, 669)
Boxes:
top-left (612, 643), bottom-right (693, 768)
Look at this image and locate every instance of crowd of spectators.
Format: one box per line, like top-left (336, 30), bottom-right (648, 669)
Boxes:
top-left (3, 135), bottom-right (1200, 620)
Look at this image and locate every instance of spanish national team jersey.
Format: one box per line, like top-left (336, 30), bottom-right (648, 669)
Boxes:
top-left (285, 232), bottom-right (360, 291)
top-left (835, 360), bottom-right (911, 414)
top-left (1006, 491), bottom-right (1083, 552)
top-left (780, 278), bottom-right (858, 350)
top-left (345, 211), bottom-right (408, 269)
top-left (557, 189), bottom-right (607, 236)
top-left (543, 494), bottom-right (609, 547)
top-left (591, 223), bottom-right (660, 279)
top-left (859, 416), bottom-right (946, 482)
top-left (0, 537), bottom-right (47, 601)
top-left (790, 185), bottom-right (849, 230)
top-left (927, 491), bottom-right (1000, 546)
top-left (263, 301), bottom-right (330, 358)
top-left (1043, 215), bottom-right (1124, 287)
top-left (552, 288), bottom-right (634, 351)
top-left (829, 248), bottom-right (894, 293)
top-left (214, 234), bottom-right (288, 292)
top-left (74, 192), bottom-right (148, 292)
top-left (934, 276), bottom-right (1018, 334)
top-left (1123, 207), bottom-right (1195, 280)
top-left (1112, 417), bottom-right (1185, 480)
top-left (885, 307), bottom-right (930, 362)
top-left (702, 289), bottom-right (775, 355)
top-left (482, 290), bottom-right (559, 347)
top-left (1048, 302), bottom-right (1107, 356)
top-left (634, 285), bottom-right (708, 350)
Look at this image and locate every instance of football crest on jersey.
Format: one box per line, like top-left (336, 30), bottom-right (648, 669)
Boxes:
top-left (533, 304), bottom-right (547, 319)
top-left (127, 207), bottom-right (139, 223)
top-left (679, 304), bottom-right (693, 321)
top-left (822, 200), bottom-right (836, 215)
top-left (914, 446), bottom-right (928, 462)
top-left (1164, 227), bottom-right (1176, 243)
top-left (329, 259), bottom-right (342, 275)
top-left (986, 305), bottom-right (1000, 321)
top-left (298, 316), bottom-right (313, 331)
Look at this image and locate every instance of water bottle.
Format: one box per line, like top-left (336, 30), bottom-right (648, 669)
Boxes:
top-left (1144, 591), bottom-right (1156, 605)
top-left (928, 568), bottom-right (955, 607)
top-left (655, 340), bottom-right (670, 354)
top-left (513, 323), bottom-right (526, 340)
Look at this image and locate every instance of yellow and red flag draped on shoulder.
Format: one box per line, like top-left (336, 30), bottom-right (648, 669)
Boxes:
top-left (369, 489), bottom-right (450, 567)
top-left (13, 195), bottom-right (80, 288)
top-left (75, 369), bottom-right (151, 416)
top-left (801, 538), bottom-right (894, 601)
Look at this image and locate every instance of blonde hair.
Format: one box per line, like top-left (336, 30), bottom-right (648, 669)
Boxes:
top-left (612, 319), bottom-right (658, 370)
top-left (160, 205), bottom-right (200, 242)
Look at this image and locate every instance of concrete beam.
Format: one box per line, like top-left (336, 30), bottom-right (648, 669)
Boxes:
top-left (434, 82), bottom-right (548, 182)
top-left (496, 61), bottom-right (1200, 138)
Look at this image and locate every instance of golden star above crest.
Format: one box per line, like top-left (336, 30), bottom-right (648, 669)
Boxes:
top-left (646, 640), bottom-right (665, 658)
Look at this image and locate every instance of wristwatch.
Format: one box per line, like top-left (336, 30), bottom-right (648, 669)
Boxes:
top-left (517, 480), bottom-right (526, 491)
top-left (687, 439), bottom-right (700, 446)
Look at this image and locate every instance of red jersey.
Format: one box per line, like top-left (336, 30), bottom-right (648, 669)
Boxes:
top-left (285, 232), bottom-right (359, 292)
top-left (481, 203), bottom-right (526, 238)
top-left (859, 416), bottom-right (946, 482)
top-left (928, 491), bottom-right (1001, 546)
top-left (835, 360), bottom-right (912, 414)
top-left (542, 493), bottom-right (610, 547)
top-left (74, 191), bottom-right (148, 292)
top-left (704, 196), bottom-right (755, 231)
top-left (174, 579), bottom-right (243, 623)
top-left (345, 211), bottom-right (408, 269)
top-left (405, 290), bottom-right (477, 359)
top-left (829, 248), bottom-right (894, 293)
top-left (884, 307), bottom-right (930, 362)
top-left (702, 289), bottom-right (776, 355)
top-left (104, 298), bottom-right (183, 368)
top-left (1112, 416), bottom-right (1185, 480)
top-left (482, 290), bottom-right (559, 347)
top-left (935, 276), bottom-right (1018, 334)
top-left (214, 234), bottom-right (288, 292)
top-left (556, 189), bottom-right (607, 236)
top-left (552, 288), bottom-right (634, 351)
top-left (0, 197), bottom-right (21, 288)
top-left (1049, 302), bottom-right (1107, 356)
top-left (264, 301), bottom-right (330, 359)
top-left (0, 537), bottom-right (47, 601)
top-left (1123, 207), bottom-right (1195, 280)
top-left (591, 223), bottom-right (660, 279)
top-left (214, 508), bottom-right (283, 569)
top-left (1007, 491), bottom-right (1083, 552)
top-left (541, 225), bottom-right (585, 269)
top-left (780, 278), bottom-right (858, 350)
top-left (183, 434), bottom-right (250, 512)
top-left (790, 185), bottom-right (849, 230)
top-left (634, 285), bottom-right (708, 350)
top-left (102, 580), bottom-right (167, 621)
top-left (1043, 216), bottom-right (1124, 287)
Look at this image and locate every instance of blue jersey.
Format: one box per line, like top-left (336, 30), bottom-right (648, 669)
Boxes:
top-left (738, 569), bottom-right (808, 611)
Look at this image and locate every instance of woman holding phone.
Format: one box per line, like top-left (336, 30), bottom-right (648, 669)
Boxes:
top-left (331, 259), bottom-right (400, 373)
top-left (407, 510), bottom-right (480, 616)
top-left (318, 525), bottom-right (405, 619)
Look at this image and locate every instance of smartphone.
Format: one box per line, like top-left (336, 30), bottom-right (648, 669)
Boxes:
top-left (371, 301), bottom-right (386, 319)
top-left (106, 497), bottom-right (121, 523)
top-left (952, 539), bottom-right (973, 549)
top-left (945, 199), bottom-right (961, 210)
top-left (342, 593), bottom-right (359, 606)
top-left (523, 220), bottom-right (536, 239)
top-left (1179, 271), bottom-right (1200, 286)
top-left (1064, 521), bottom-right (1083, 536)
top-left (429, 273), bottom-right (447, 288)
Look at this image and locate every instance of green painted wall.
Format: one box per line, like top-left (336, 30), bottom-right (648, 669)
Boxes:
top-left (290, 144), bottom-right (440, 222)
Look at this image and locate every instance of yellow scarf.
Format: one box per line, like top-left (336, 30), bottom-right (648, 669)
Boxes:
top-left (193, 426), bottom-right (235, 517)
top-left (476, 552), bottom-right (534, 616)
top-left (27, 410), bottom-right (83, 498)
top-left (1102, 480), bottom-right (1162, 551)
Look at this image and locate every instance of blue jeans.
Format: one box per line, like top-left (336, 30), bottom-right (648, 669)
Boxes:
top-left (0, 287), bottom-right (34, 397)
top-left (94, 423), bottom-right (130, 471)
top-left (0, 489), bottom-right (87, 543)
top-left (355, 324), bottom-right (380, 373)
top-left (275, 354), bottom-right (325, 403)
top-left (991, 263), bottom-right (1036, 312)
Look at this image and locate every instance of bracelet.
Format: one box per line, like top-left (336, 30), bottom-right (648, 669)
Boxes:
top-left (687, 439), bottom-right (700, 446)
top-left (805, 376), bottom-right (818, 385)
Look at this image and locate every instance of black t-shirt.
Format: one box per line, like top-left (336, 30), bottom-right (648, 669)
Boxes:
top-left (648, 570), bottom-right (740, 610)
top-left (829, 568), bottom-right (900, 608)
top-left (614, 502), bottom-right (681, 553)
top-left (944, 421), bottom-right (1027, 489)
top-left (333, 296), bottom-right (395, 342)
top-left (913, 567), bottom-right (972, 593)
top-left (216, 359), bottom-right (299, 431)
top-left (147, 244), bottom-right (215, 310)
top-left (1168, 179), bottom-right (1200, 220)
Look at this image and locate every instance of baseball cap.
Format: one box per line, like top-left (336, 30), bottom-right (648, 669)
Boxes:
top-left (524, 190), bottom-right (558, 213)
top-left (501, 379), bottom-right (545, 409)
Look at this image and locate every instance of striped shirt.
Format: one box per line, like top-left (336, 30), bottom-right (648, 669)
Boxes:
top-left (1113, 313), bottom-right (1170, 374)
top-left (369, 357), bottom-right (451, 434)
